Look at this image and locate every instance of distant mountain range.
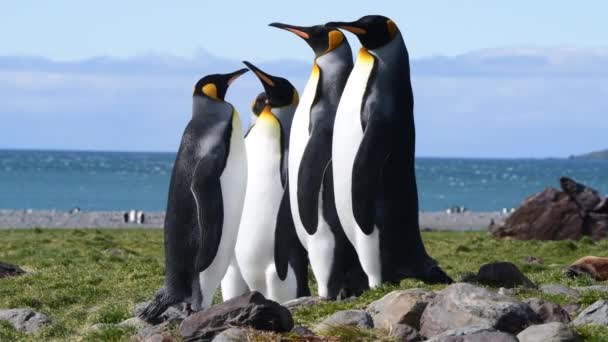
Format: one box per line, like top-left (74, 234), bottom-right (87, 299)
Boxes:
top-left (571, 149), bottom-right (608, 160)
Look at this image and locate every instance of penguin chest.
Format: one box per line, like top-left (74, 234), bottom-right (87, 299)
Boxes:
top-left (236, 122), bottom-right (284, 265)
top-left (332, 53), bottom-right (375, 239)
top-left (288, 70), bottom-right (318, 246)
top-left (217, 111), bottom-right (248, 254)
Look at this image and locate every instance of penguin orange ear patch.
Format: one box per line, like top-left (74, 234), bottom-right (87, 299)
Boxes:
top-left (387, 20), bottom-right (397, 39)
top-left (327, 30), bottom-right (344, 52)
top-left (202, 83), bottom-right (219, 100)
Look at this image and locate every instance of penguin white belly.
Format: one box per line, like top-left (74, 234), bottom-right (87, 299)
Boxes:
top-left (332, 52), bottom-right (382, 287)
top-left (288, 68), bottom-right (317, 248)
top-left (199, 110), bottom-right (248, 308)
top-left (235, 120), bottom-right (297, 302)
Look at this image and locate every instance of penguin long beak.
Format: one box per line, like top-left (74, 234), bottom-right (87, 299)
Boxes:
top-left (325, 21), bottom-right (367, 35)
top-left (223, 68), bottom-right (249, 86)
top-left (269, 22), bottom-right (312, 40)
top-left (243, 61), bottom-right (276, 90)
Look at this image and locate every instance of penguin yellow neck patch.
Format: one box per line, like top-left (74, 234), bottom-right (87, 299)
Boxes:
top-left (358, 48), bottom-right (375, 64)
top-left (259, 106), bottom-right (279, 124)
top-left (202, 83), bottom-right (219, 100)
top-left (311, 63), bottom-right (320, 77)
top-left (326, 30), bottom-right (344, 52)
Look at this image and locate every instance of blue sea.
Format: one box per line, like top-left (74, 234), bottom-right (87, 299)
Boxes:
top-left (0, 149), bottom-right (606, 212)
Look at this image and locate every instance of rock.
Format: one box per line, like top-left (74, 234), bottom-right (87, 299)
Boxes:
top-left (118, 316), bottom-right (150, 330)
top-left (282, 296), bottom-right (327, 311)
top-left (467, 262), bottom-right (535, 288)
top-left (366, 288), bottom-right (434, 329)
top-left (575, 285), bottom-right (608, 293)
top-left (497, 287), bottom-right (515, 296)
top-left (291, 325), bottom-right (315, 337)
top-left (0, 308), bottom-right (51, 333)
top-left (490, 178), bottom-right (608, 241)
top-left (540, 284), bottom-right (580, 298)
top-left (572, 300), bottom-right (608, 326)
top-left (517, 322), bottom-right (580, 342)
top-left (524, 256), bottom-right (544, 265)
top-left (565, 256), bottom-right (608, 281)
top-left (179, 291), bottom-right (293, 341)
top-left (89, 323), bottom-right (113, 332)
top-left (211, 327), bottom-right (246, 342)
top-left (136, 321), bottom-right (171, 340)
top-left (419, 283), bottom-right (541, 337)
top-left (388, 323), bottom-right (422, 342)
top-left (316, 309), bottom-right (373, 332)
top-left (523, 298), bottom-right (571, 323)
top-left (0, 261), bottom-right (26, 278)
top-left (562, 304), bottom-right (581, 317)
top-left (145, 334), bottom-right (175, 342)
top-left (425, 324), bottom-right (517, 342)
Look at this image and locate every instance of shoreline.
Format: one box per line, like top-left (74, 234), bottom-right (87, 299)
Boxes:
top-left (0, 210), bottom-right (505, 231)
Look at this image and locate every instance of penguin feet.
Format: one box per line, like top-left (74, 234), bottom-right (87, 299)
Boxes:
top-left (138, 288), bottom-right (180, 324)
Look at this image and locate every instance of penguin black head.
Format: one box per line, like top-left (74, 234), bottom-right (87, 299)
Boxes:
top-left (251, 92), bottom-right (267, 117)
top-left (243, 61), bottom-right (298, 108)
top-left (193, 68), bottom-right (249, 101)
top-left (269, 23), bottom-right (346, 57)
top-left (325, 15), bottom-right (398, 50)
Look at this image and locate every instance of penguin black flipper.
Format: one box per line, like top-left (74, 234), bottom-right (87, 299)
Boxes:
top-left (351, 117), bottom-right (393, 235)
top-left (191, 154), bottom-right (225, 271)
top-left (274, 179), bottom-right (297, 281)
top-left (297, 130), bottom-right (332, 234)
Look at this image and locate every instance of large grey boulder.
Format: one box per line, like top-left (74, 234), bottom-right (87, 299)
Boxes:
top-left (524, 298), bottom-right (571, 323)
top-left (0, 308), bottom-right (51, 333)
top-left (517, 322), bottom-right (580, 342)
top-left (366, 288), bottom-right (434, 330)
top-left (419, 283), bottom-right (541, 337)
top-left (572, 300), bottom-right (608, 326)
top-left (425, 324), bottom-right (517, 342)
top-left (179, 291), bottom-right (292, 341)
top-left (388, 323), bottom-right (422, 341)
top-left (315, 309), bottom-right (373, 332)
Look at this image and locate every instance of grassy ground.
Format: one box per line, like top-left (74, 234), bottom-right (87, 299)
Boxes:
top-left (1, 229), bottom-right (608, 341)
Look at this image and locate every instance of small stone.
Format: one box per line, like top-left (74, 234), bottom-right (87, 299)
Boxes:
top-left (366, 288), bottom-right (435, 329)
top-left (468, 262), bottom-right (535, 288)
top-left (497, 287), bottom-right (515, 296)
top-left (0, 262), bottom-right (26, 278)
top-left (282, 296), bottom-right (327, 311)
top-left (517, 322), bottom-right (580, 342)
top-left (316, 310), bottom-right (373, 332)
top-left (562, 304), bottom-right (581, 317)
top-left (145, 333), bottom-right (175, 342)
top-left (575, 285), bottom-right (608, 293)
top-left (0, 308), bottom-right (51, 333)
top-left (388, 323), bottom-right (422, 342)
top-left (524, 256), bottom-right (544, 265)
top-left (291, 325), bottom-right (315, 337)
top-left (524, 298), bottom-right (571, 323)
top-left (572, 300), bottom-right (608, 326)
top-left (137, 321), bottom-right (171, 340)
top-left (212, 327), bottom-right (246, 342)
top-left (540, 284), bottom-right (580, 298)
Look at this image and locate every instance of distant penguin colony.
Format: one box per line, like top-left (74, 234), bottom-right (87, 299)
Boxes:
top-left (141, 15), bottom-right (452, 323)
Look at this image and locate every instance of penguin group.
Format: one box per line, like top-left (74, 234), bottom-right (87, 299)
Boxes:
top-left (140, 15), bottom-right (452, 322)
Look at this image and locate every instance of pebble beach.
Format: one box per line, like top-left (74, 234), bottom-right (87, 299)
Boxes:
top-left (0, 209), bottom-right (505, 230)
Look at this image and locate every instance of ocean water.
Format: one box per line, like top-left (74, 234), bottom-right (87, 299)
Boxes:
top-left (0, 149), bottom-right (606, 212)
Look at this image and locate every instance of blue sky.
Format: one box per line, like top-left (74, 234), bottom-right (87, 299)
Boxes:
top-left (0, 2), bottom-right (607, 157)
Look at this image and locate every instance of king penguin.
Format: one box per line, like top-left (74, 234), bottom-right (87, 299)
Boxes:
top-left (232, 61), bottom-right (310, 303)
top-left (140, 68), bottom-right (249, 322)
top-left (326, 16), bottom-right (452, 287)
top-left (269, 22), bottom-right (368, 299)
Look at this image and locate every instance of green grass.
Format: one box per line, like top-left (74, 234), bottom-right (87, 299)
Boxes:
top-left (1, 229), bottom-right (608, 341)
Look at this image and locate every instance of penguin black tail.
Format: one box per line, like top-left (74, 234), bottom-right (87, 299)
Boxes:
top-left (138, 288), bottom-right (180, 324)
